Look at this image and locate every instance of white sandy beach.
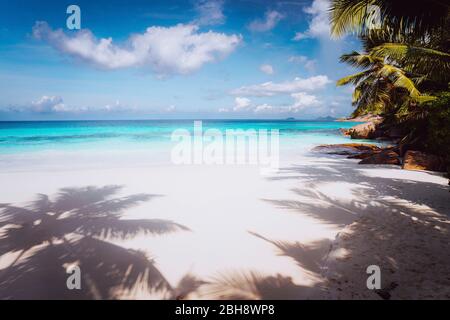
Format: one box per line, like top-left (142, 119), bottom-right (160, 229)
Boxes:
top-left (0, 147), bottom-right (449, 299)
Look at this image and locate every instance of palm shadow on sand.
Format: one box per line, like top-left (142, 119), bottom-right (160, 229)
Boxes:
top-left (203, 228), bottom-right (334, 300)
top-left (267, 157), bottom-right (450, 214)
top-left (0, 185), bottom-right (192, 299)
top-left (204, 232), bottom-right (332, 300)
top-left (258, 161), bottom-right (450, 299)
top-left (206, 270), bottom-right (322, 300)
top-left (206, 159), bottom-right (449, 300)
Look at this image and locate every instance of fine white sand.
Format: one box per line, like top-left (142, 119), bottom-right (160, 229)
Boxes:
top-left (0, 150), bottom-right (449, 299)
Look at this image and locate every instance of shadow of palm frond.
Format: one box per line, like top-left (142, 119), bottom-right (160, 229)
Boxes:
top-left (206, 232), bottom-right (333, 300)
top-left (249, 231), bottom-right (331, 276)
top-left (0, 185), bottom-right (190, 299)
top-left (206, 271), bottom-right (323, 300)
top-left (170, 274), bottom-right (209, 300)
top-left (263, 184), bottom-right (450, 299)
top-left (322, 198), bottom-right (450, 299)
top-left (262, 188), bottom-right (366, 227)
top-left (267, 159), bottom-right (450, 214)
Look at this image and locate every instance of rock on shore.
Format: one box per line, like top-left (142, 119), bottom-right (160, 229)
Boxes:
top-left (312, 143), bottom-right (381, 156)
top-left (341, 117), bottom-right (384, 139)
top-left (403, 150), bottom-right (446, 172)
top-left (314, 143), bottom-right (446, 172)
top-left (358, 149), bottom-right (400, 165)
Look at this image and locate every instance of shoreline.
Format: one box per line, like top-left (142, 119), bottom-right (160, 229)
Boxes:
top-left (311, 137), bottom-right (449, 299)
top-left (0, 135), bottom-right (449, 299)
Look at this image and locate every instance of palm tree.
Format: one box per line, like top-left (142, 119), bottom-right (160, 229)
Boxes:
top-left (370, 43), bottom-right (450, 85)
top-left (331, 0), bottom-right (450, 91)
top-left (330, 0), bottom-right (449, 39)
top-left (0, 185), bottom-right (189, 299)
top-left (336, 50), bottom-right (432, 117)
top-left (331, 1), bottom-right (450, 175)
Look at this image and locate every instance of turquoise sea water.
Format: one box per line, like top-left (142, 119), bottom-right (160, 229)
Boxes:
top-left (0, 119), bottom-right (373, 171)
top-left (0, 120), bottom-right (360, 154)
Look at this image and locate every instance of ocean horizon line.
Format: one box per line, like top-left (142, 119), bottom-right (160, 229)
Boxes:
top-left (0, 118), bottom-right (342, 123)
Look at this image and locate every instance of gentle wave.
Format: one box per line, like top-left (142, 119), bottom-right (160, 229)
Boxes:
top-left (0, 120), bottom-right (359, 153)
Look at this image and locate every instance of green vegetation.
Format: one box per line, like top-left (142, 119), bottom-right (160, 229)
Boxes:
top-left (425, 92), bottom-right (450, 175)
top-left (331, 0), bottom-right (450, 175)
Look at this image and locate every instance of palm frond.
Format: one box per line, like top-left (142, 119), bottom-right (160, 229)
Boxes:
top-left (371, 43), bottom-right (450, 81)
top-left (330, 0), bottom-right (377, 38)
top-left (340, 51), bottom-right (383, 68)
top-left (337, 70), bottom-right (371, 86)
top-left (330, 0), bottom-right (449, 39)
top-left (377, 64), bottom-right (421, 97)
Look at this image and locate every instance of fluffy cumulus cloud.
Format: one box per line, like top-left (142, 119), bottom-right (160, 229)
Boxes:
top-left (288, 92), bottom-right (321, 112)
top-left (31, 96), bottom-right (66, 113)
top-left (231, 75), bottom-right (331, 96)
top-left (221, 91), bottom-right (322, 114)
top-left (253, 104), bottom-right (273, 113)
top-left (293, 0), bottom-right (330, 40)
top-left (259, 64), bottom-right (274, 75)
top-left (194, 0), bottom-right (226, 26)
top-left (1, 96), bottom-right (140, 114)
top-left (32, 21), bottom-right (242, 75)
top-left (248, 10), bottom-right (284, 32)
top-left (233, 97), bottom-right (252, 110)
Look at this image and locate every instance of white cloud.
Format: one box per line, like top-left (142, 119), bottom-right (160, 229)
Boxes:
top-left (233, 97), bottom-right (251, 111)
top-left (31, 96), bottom-right (66, 113)
top-left (195, 0), bottom-right (226, 26)
top-left (231, 75), bottom-right (331, 97)
top-left (253, 104), bottom-right (273, 113)
top-left (32, 21), bottom-right (242, 75)
top-left (304, 60), bottom-right (317, 72)
top-left (252, 93), bottom-right (321, 114)
top-left (217, 92), bottom-right (321, 114)
top-left (166, 105), bottom-right (176, 112)
top-left (8, 96), bottom-right (137, 114)
top-left (330, 101), bottom-right (340, 107)
top-left (288, 55), bottom-right (317, 72)
top-left (288, 55), bottom-right (308, 64)
top-left (260, 64), bottom-right (274, 75)
top-left (293, 0), bottom-right (330, 40)
top-left (292, 32), bottom-right (307, 41)
top-left (98, 100), bottom-right (138, 113)
top-left (248, 10), bottom-right (284, 32)
top-left (288, 92), bottom-right (321, 112)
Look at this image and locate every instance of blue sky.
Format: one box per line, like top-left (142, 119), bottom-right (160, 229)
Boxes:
top-left (0, 0), bottom-right (360, 120)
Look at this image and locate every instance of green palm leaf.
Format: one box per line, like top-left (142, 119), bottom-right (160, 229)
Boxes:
top-left (337, 70), bottom-right (371, 86)
top-left (371, 43), bottom-right (450, 81)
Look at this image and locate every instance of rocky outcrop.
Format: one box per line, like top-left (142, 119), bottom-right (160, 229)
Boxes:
top-left (340, 128), bottom-right (351, 136)
top-left (313, 144), bottom-right (446, 172)
top-left (313, 143), bottom-right (381, 156)
top-left (402, 150), bottom-right (446, 172)
top-left (340, 115), bottom-right (384, 140)
top-left (314, 143), bottom-right (401, 166)
top-left (337, 114), bottom-right (383, 123)
top-left (345, 120), bottom-right (383, 139)
top-left (358, 149), bottom-right (400, 165)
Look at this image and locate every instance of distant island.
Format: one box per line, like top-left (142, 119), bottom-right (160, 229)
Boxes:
top-left (314, 116), bottom-right (337, 121)
top-left (284, 116), bottom-right (338, 121)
